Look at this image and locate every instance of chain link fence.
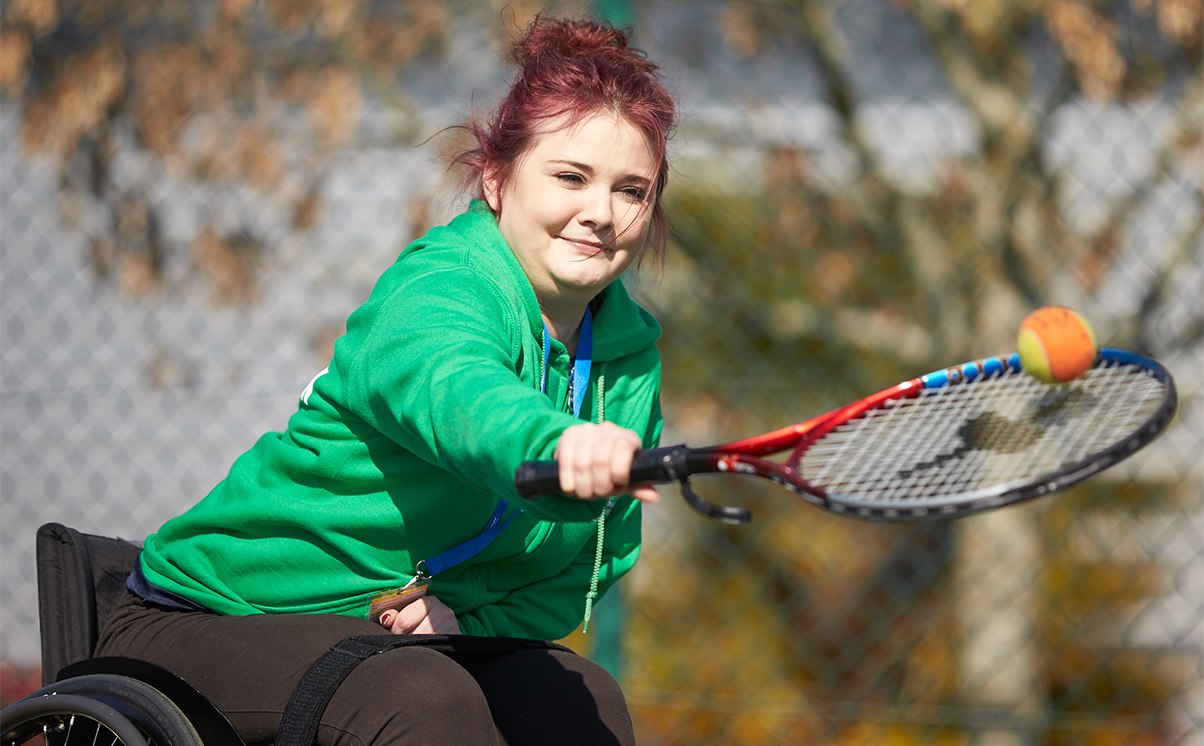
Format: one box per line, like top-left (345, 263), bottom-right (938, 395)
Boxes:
top-left (2, 1), bottom-right (1200, 743)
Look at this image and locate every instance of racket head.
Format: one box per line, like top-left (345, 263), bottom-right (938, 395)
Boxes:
top-left (779, 347), bottom-right (1177, 520)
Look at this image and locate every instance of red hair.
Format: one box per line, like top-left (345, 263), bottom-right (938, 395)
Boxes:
top-left (454, 15), bottom-right (678, 260)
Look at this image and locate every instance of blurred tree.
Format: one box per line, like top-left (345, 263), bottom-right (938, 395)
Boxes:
top-left (631, 0), bottom-right (1200, 743)
top-left (0, 0), bottom-right (584, 303)
top-left (657, 0), bottom-right (1199, 379)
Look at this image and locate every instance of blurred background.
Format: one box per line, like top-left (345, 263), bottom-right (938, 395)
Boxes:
top-left (1, 0), bottom-right (1200, 743)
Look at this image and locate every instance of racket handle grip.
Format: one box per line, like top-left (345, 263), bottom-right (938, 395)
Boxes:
top-left (514, 445), bottom-right (690, 499)
top-left (513, 461), bottom-right (563, 499)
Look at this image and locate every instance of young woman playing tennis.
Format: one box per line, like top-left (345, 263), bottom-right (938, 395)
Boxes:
top-left (95, 15), bottom-right (676, 746)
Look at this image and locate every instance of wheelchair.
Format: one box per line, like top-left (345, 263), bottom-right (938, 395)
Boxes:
top-left (0, 523), bottom-right (244, 745)
top-left (1, 523), bottom-right (572, 745)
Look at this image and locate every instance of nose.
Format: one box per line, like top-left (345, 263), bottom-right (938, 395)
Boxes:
top-left (577, 188), bottom-right (614, 233)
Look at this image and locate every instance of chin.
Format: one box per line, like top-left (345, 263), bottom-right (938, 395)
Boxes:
top-left (556, 265), bottom-right (614, 288)
top-left (561, 280), bottom-right (609, 296)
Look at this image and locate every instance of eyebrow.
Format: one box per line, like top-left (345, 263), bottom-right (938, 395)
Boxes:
top-left (548, 159), bottom-right (652, 185)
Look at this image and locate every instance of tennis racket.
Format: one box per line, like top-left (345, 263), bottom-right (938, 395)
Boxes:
top-left (514, 347), bottom-right (1177, 523)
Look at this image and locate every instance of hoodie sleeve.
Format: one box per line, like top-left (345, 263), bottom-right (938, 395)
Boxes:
top-left (333, 262), bottom-right (607, 523)
top-left (455, 399), bottom-right (660, 639)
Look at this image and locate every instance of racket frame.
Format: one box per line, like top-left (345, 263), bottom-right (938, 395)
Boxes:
top-left (515, 347), bottom-right (1177, 523)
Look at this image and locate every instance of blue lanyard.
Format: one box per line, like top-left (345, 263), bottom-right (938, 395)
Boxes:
top-left (414, 309), bottom-right (595, 581)
top-left (421, 500), bottom-right (521, 577)
top-left (541, 308), bottom-right (593, 419)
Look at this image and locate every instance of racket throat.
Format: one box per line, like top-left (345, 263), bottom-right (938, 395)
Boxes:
top-left (680, 478), bottom-right (752, 524)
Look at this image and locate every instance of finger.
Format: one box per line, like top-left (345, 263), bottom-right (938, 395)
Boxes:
top-left (426, 610), bottom-right (462, 635)
top-left (392, 598), bottom-right (431, 634)
top-left (415, 598), bottom-right (462, 635)
top-left (630, 485), bottom-right (660, 503)
top-left (609, 430), bottom-right (640, 487)
top-left (555, 431), bottom-right (579, 496)
top-left (571, 431), bottom-right (601, 499)
top-left (590, 437), bottom-right (616, 498)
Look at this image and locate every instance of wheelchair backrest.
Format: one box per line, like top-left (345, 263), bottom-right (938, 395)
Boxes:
top-left (36, 522), bottom-right (142, 686)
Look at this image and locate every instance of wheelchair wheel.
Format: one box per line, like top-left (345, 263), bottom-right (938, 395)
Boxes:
top-left (1, 674), bottom-right (203, 746)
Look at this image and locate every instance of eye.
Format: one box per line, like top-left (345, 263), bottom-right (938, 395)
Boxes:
top-left (556, 173), bottom-right (585, 186)
top-left (620, 185), bottom-right (649, 202)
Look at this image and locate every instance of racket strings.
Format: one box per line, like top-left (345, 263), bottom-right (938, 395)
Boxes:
top-left (796, 361), bottom-right (1167, 508)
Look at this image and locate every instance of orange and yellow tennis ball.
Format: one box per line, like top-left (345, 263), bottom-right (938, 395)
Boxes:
top-left (1017, 306), bottom-right (1098, 383)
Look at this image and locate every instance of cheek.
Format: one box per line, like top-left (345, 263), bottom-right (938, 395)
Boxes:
top-left (617, 204), bottom-right (653, 245)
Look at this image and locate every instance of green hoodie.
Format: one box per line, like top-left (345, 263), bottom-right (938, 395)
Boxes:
top-left (137, 202), bottom-right (662, 641)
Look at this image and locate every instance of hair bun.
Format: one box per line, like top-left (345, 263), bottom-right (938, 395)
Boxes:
top-left (511, 15), bottom-right (653, 73)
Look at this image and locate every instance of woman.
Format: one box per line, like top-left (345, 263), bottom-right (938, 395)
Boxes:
top-left (95, 14), bottom-right (678, 746)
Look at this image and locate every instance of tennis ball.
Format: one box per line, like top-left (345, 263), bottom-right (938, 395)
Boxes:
top-left (1017, 306), bottom-right (1097, 383)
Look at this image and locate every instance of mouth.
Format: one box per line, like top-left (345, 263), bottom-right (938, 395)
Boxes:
top-left (559, 236), bottom-right (610, 254)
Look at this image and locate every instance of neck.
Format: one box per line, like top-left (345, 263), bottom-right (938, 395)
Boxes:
top-left (541, 304), bottom-right (588, 358)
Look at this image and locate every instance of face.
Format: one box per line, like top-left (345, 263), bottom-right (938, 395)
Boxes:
top-left (484, 112), bottom-right (657, 313)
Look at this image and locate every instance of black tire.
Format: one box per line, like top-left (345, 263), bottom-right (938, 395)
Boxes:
top-left (1, 674), bottom-right (203, 746)
top-left (1, 693), bottom-right (146, 746)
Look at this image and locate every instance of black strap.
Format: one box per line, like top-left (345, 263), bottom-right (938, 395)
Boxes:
top-left (275, 634), bottom-right (574, 746)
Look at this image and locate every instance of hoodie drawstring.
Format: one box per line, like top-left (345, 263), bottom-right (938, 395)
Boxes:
top-left (583, 369), bottom-right (609, 633)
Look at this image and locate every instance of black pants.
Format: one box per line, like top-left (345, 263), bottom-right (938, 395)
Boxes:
top-left (95, 591), bottom-right (635, 746)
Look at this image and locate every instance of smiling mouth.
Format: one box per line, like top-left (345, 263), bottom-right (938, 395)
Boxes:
top-left (560, 237), bottom-right (610, 253)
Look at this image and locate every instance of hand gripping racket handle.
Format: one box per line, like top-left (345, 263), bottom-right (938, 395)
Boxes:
top-left (514, 445), bottom-right (753, 525)
top-left (515, 445), bottom-right (691, 497)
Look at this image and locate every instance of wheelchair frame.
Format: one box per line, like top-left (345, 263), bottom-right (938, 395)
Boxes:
top-left (0, 523), bottom-right (244, 745)
top-left (0, 523), bottom-right (574, 745)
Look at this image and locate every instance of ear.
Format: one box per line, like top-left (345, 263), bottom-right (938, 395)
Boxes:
top-left (482, 166), bottom-right (502, 212)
